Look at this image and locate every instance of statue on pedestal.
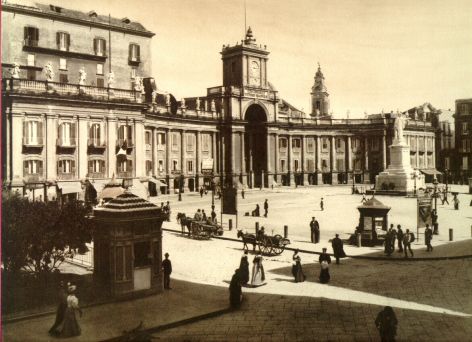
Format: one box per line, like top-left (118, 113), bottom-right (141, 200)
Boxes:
top-left (134, 76), bottom-right (144, 94)
top-left (210, 99), bottom-right (216, 112)
top-left (181, 98), bottom-right (186, 108)
top-left (10, 62), bottom-right (20, 79)
top-left (44, 62), bottom-right (55, 82)
top-left (79, 67), bottom-right (87, 85)
top-left (165, 93), bottom-right (171, 107)
top-left (393, 113), bottom-right (406, 144)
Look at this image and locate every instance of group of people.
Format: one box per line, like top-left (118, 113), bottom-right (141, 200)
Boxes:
top-left (383, 224), bottom-right (415, 258)
top-left (159, 201), bottom-right (171, 221)
top-left (49, 282), bottom-right (83, 338)
top-left (193, 208), bottom-right (217, 224)
top-left (251, 199), bottom-right (269, 218)
top-left (230, 251), bottom-right (266, 308)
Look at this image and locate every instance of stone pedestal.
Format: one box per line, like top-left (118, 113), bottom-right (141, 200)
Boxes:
top-left (375, 143), bottom-right (425, 193)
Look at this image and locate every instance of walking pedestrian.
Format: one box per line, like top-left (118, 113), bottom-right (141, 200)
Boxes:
top-left (442, 191), bottom-right (449, 205)
top-left (292, 249), bottom-right (306, 283)
top-left (202, 209), bottom-right (207, 222)
top-left (403, 229), bottom-right (414, 258)
top-left (250, 253), bottom-right (265, 287)
top-left (239, 250), bottom-right (250, 286)
top-left (49, 281), bottom-right (68, 336)
top-left (431, 209), bottom-right (439, 235)
top-left (375, 306), bottom-right (398, 342)
top-left (263, 199), bottom-right (268, 218)
top-left (199, 186), bottom-right (204, 198)
top-left (396, 225), bottom-right (404, 253)
top-left (58, 284), bottom-right (82, 338)
top-left (241, 188), bottom-right (245, 199)
top-left (389, 225), bottom-right (397, 253)
top-left (320, 197), bottom-right (324, 211)
top-left (425, 224), bottom-right (433, 252)
top-left (314, 218), bottom-right (320, 243)
top-left (229, 269), bottom-right (242, 309)
top-left (331, 234), bottom-right (346, 264)
top-left (309, 217), bottom-right (318, 243)
top-left (162, 252), bottom-right (172, 289)
top-left (318, 248), bottom-right (331, 283)
top-left (453, 195), bottom-right (460, 210)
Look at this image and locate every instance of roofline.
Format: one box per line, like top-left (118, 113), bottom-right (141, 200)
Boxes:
top-left (455, 98), bottom-right (472, 103)
top-left (2, 3), bottom-right (156, 38)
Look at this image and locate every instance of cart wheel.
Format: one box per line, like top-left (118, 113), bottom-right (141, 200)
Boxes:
top-left (262, 237), bottom-right (273, 255)
top-left (272, 244), bottom-right (284, 255)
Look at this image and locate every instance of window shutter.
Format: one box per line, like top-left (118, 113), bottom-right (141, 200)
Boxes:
top-left (88, 160), bottom-right (93, 174)
top-left (57, 160), bottom-right (61, 175)
top-left (37, 121), bottom-right (43, 144)
top-left (58, 123), bottom-right (62, 144)
top-left (38, 161), bottom-right (43, 175)
top-left (127, 125), bottom-right (132, 143)
top-left (24, 27), bottom-right (28, 40)
top-left (100, 160), bottom-right (105, 173)
top-left (34, 28), bottom-right (39, 41)
top-left (128, 44), bottom-right (132, 60)
top-left (93, 38), bottom-right (97, 54)
top-left (136, 45), bottom-right (140, 60)
top-left (103, 40), bottom-right (107, 55)
top-left (24, 161), bottom-right (29, 176)
top-left (23, 121), bottom-right (27, 144)
top-left (71, 160), bottom-right (76, 174)
top-left (66, 33), bottom-right (70, 50)
top-left (71, 122), bottom-right (76, 143)
top-left (100, 122), bottom-right (104, 145)
top-left (56, 32), bottom-right (60, 48)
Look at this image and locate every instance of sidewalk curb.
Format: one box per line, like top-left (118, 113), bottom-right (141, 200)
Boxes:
top-left (164, 228), bottom-right (472, 261)
top-left (100, 307), bottom-right (233, 341)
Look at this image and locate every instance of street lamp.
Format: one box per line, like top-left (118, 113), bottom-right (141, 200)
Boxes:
top-left (444, 168), bottom-right (449, 201)
top-left (411, 169), bottom-right (418, 196)
top-left (433, 177), bottom-right (438, 212)
top-left (211, 176), bottom-right (215, 214)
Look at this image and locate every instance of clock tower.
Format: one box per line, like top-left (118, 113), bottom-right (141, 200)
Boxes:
top-left (311, 63), bottom-right (330, 117)
top-left (221, 27), bottom-right (270, 89)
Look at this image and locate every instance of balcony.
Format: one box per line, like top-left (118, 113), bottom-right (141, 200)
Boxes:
top-left (3, 79), bottom-right (141, 104)
top-left (116, 139), bottom-right (134, 148)
top-left (23, 136), bottom-right (44, 147)
top-left (87, 138), bottom-right (106, 149)
top-left (57, 138), bottom-right (77, 148)
top-left (87, 172), bottom-right (105, 179)
top-left (24, 174), bottom-right (44, 183)
top-left (57, 173), bottom-right (76, 180)
top-left (23, 40), bottom-right (107, 62)
top-left (117, 171), bottom-right (133, 178)
top-left (128, 56), bottom-right (141, 66)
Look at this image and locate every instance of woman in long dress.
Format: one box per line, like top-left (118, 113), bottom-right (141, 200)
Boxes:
top-left (59, 284), bottom-right (82, 338)
top-left (292, 250), bottom-right (306, 283)
top-left (229, 269), bottom-right (242, 309)
top-left (239, 251), bottom-right (250, 286)
top-left (318, 248), bottom-right (332, 284)
top-left (250, 253), bottom-right (265, 286)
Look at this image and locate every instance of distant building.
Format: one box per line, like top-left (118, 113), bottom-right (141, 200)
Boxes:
top-left (454, 98), bottom-right (472, 183)
top-left (437, 109), bottom-right (455, 181)
top-left (1, 2), bottom-right (442, 201)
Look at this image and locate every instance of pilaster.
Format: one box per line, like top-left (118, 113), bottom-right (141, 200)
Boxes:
top-left (78, 116), bottom-right (88, 179)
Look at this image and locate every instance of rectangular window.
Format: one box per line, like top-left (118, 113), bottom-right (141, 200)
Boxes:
top-left (461, 104), bottom-right (467, 114)
top-left (96, 78), bottom-right (104, 88)
top-left (94, 38), bottom-right (106, 56)
top-left (292, 138), bottom-right (301, 149)
top-left (322, 138), bottom-right (328, 150)
top-left (172, 160), bottom-right (178, 171)
top-left (118, 125), bottom-right (133, 146)
top-left (158, 160), bottom-right (164, 172)
top-left (157, 133), bottom-right (166, 150)
top-left (462, 122), bottom-right (468, 134)
top-left (58, 159), bottom-right (75, 174)
top-left (24, 26), bottom-right (39, 46)
top-left (58, 122), bottom-right (76, 146)
top-left (56, 32), bottom-right (70, 51)
top-left (59, 74), bottom-right (68, 83)
top-left (23, 121), bottom-right (43, 145)
top-left (88, 159), bottom-right (105, 174)
top-left (23, 160), bottom-right (43, 175)
top-left (280, 159), bottom-right (286, 172)
top-left (27, 69), bottom-right (36, 80)
top-left (294, 159), bottom-right (300, 171)
top-left (172, 133), bottom-right (179, 151)
top-left (187, 160), bottom-right (194, 173)
top-left (279, 138), bottom-right (287, 149)
top-left (117, 159), bottom-right (133, 173)
top-left (202, 134), bottom-right (210, 152)
top-left (145, 160), bottom-right (153, 176)
top-left (97, 63), bottom-right (104, 75)
top-left (129, 43), bottom-right (140, 62)
top-left (306, 138), bottom-right (314, 152)
top-left (59, 58), bottom-right (67, 70)
top-left (145, 131), bottom-right (151, 145)
top-left (27, 54), bottom-right (35, 66)
top-left (307, 159), bottom-right (315, 172)
top-left (186, 134), bottom-right (194, 152)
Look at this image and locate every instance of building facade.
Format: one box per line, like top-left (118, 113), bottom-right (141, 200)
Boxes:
top-left (454, 98), bottom-right (472, 183)
top-left (2, 3), bottom-right (440, 202)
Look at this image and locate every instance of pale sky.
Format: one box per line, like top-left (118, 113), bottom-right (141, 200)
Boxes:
top-left (11, 0), bottom-right (472, 117)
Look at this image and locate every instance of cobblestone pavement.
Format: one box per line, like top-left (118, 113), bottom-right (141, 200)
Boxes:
top-left (154, 240), bottom-right (472, 341)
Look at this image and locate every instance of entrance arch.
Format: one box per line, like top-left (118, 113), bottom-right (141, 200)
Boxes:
top-left (244, 104), bottom-right (267, 188)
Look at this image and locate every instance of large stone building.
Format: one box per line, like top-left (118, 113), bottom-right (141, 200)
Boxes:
top-left (454, 98), bottom-right (472, 182)
top-left (2, 3), bottom-right (440, 202)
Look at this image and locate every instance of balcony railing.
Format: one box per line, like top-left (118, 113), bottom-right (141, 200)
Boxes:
top-left (3, 79), bottom-right (140, 103)
top-left (116, 139), bottom-right (134, 148)
top-left (57, 138), bottom-right (77, 147)
top-left (87, 138), bottom-right (106, 148)
top-left (24, 174), bottom-right (44, 182)
top-left (117, 171), bottom-right (133, 178)
top-left (87, 172), bottom-right (105, 179)
top-left (57, 173), bottom-right (76, 180)
top-left (23, 136), bottom-right (44, 147)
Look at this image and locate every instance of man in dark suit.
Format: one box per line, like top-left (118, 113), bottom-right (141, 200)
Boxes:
top-left (331, 234), bottom-right (346, 264)
top-left (263, 199), bottom-right (268, 217)
top-left (310, 217), bottom-right (320, 243)
top-left (162, 253), bottom-right (172, 289)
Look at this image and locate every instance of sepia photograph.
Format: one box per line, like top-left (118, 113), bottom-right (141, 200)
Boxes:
top-left (1, 0), bottom-right (472, 341)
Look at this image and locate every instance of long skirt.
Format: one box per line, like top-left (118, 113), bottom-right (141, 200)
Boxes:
top-left (319, 268), bottom-right (330, 284)
top-left (250, 265), bottom-right (264, 286)
top-left (294, 263), bottom-right (306, 283)
top-left (59, 307), bottom-right (81, 338)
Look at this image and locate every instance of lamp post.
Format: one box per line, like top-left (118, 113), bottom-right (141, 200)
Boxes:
top-left (433, 177), bottom-right (438, 212)
top-left (444, 168), bottom-right (449, 201)
top-left (412, 169), bottom-right (418, 196)
top-left (211, 175), bottom-right (215, 214)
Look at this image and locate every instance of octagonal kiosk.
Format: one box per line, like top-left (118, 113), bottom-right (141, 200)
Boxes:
top-left (93, 191), bottom-right (166, 297)
top-left (356, 197), bottom-right (391, 246)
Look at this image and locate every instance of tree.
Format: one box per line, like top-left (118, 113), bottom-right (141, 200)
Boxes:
top-left (2, 193), bottom-right (94, 276)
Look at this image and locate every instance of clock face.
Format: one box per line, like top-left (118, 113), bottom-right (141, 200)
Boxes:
top-left (250, 60), bottom-right (260, 86)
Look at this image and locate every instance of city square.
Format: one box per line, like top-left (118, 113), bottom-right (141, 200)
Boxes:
top-left (2, 0), bottom-right (472, 341)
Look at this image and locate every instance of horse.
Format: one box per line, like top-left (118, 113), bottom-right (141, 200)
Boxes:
top-left (237, 230), bottom-right (257, 251)
top-left (176, 213), bottom-right (192, 235)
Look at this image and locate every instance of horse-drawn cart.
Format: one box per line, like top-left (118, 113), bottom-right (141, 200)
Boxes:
top-left (177, 213), bottom-right (223, 240)
top-left (237, 230), bottom-right (290, 256)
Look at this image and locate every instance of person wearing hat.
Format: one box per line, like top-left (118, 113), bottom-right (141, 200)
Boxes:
top-left (309, 217), bottom-right (319, 243)
top-left (331, 234), bottom-right (346, 264)
top-left (318, 248), bottom-right (331, 284)
top-left (58, 284), bottom-right (82, 338)
top-left (263, 199), bottom-right (269, 218)
top-left (49, 281), bottom-right (68, 336)
top-left (375, 306), bottom-right (398, 342)
top-left (239, 250), bottom-right (250, 286)
top-left (162, 252), bottom-right (172, 289)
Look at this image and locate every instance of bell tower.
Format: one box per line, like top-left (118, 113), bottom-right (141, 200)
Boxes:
top-left (311, 63), bottom-right (330, 117)
top-left (221, 27), bottom-right (270, 89)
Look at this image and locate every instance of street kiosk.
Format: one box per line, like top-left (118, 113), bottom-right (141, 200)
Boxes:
top-left (356, 197), bottom-right (391, 246)
top-left (93, 191), bottom-right (166, 297)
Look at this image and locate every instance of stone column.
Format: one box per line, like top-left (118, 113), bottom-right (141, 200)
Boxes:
top-left (346, 136), bottom-right (352, 184)
top-left (302, 135), bottom-right (308, 185)
top-left (432, 136), bottom-right (436, 169)
top-left (382, 134), bottom-right (387, 170)
top-left (107, 116), bottom-right (117, 178)
top-left (78, 116), bottom-right (88, 180)
top-left (288, 135), bottom-right (294, 186)
top-left (241, 131), bottom-right (247, 186)
top-left (265, 133), bottom-right (271, 188)
top-left (364, 136), bottom-right (370, 184)
top-left (248, 134), bottom-right (254, 188)
top-left (331, 136), bottom-right (338, 184)
top-left (181, 130), bottom-right (187, 191)
top-left (316, 136), bottom-right (322, 184)
top-left (134, 119), bottom-right (145, 178)
top-left (166, 128), bottom-right (173, 194)
top-left (212, 132), bottom-right (217, 173)
top-left (415, 135), bottom-right (419, 169)
top-left (274, 133), bottom-right (279, 184)
top-left (46, 114), bottom-right (58, 182)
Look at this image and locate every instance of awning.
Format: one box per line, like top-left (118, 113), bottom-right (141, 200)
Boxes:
top-left (99, 186), bottom-right (125, 200)
top-left (149, 178), bottom-right (167, 187)
top-left (57, 181), bottom-right (83, 194)
top-left (420, 169), bottom-right (442, 176)
top-left (90, 179), bottom-right (109, 193)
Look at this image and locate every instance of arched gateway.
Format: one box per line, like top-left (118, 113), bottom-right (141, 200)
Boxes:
top-left (244, 104), bottom-right (267, 188)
